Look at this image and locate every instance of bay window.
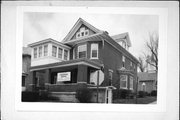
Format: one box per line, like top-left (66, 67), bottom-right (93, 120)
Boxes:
top-left (120, 75), bottom-right (127, 89)
top-left (130, 76), bottom-right (133, 90)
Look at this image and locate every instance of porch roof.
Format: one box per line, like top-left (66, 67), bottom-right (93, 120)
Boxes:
top-left (30, 58), bottom-right (103, 71)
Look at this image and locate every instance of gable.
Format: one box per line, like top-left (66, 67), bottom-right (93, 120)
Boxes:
top-left (70, 24), bottom-right (96, 40)
top-left (62, 18), bottom-right (102, 43)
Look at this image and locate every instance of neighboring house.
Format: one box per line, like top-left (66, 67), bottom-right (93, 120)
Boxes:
top-left (22, 47), bottom-right (31, 91)
top-left (138, 72), bottom-right (157, 93)
top-left (26, 18), bottom-right (139, 102)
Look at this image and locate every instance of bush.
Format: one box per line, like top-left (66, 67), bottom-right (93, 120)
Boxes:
top-left (22, 91), bottom-right (39, 102)
top-left (138, 91), bottom-right (147, 98)
top-left (76, 88), bottom-right (92, 103)
top-left (113, 89), bottom-right (133, 99)
top-left (151, 90), bottom-right (157, 96)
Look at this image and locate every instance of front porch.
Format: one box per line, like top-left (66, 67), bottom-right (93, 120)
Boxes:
top-left (27, 58), bottom-right (103, 92)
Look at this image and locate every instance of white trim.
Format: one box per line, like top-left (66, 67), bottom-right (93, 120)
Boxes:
top-left (120, 75), bottom-right (128, 89)
top-left (90, 43), bottom-right (99, 59)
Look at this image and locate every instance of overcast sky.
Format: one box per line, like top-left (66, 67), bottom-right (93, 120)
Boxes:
top-left (23, 12), bottom-right (158, 58)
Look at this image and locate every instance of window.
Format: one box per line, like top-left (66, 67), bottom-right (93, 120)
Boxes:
top-left (130, 76), bottom-right (133, 90)
top-left (52, 46), bottom-right (57, 57)
top-left (64, 50), bottom-right (68, 60)
top-left (122, 56), bottom-right (125, 67)
top-left (108, 69), bottom-right (113, 86)
top-left (141, 82), bottom-right (146, 91)
top-left (120, 75), bottom-right (127, 89)
top-left (39, 46), bottom-right (42, 57)
top-left (91, 43), bottom-right (98, 59)
top-left (76, 27), bottom-right (89, 38)
top-left (44, 45), bottom-right (48, 56)
top-left (78, 44), bottom-right (87, 58)
top-left (34, 47), bottom-right (37, 58)
top-left (58, 48), bottom-right (63, 59)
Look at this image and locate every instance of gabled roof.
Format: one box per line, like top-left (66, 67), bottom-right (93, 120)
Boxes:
top-left (138, 72), bottom-right (157, 81)
top-left (111, 32), bottom-right (132, 47)
top-left (62, 18), bottom-right (103, 43)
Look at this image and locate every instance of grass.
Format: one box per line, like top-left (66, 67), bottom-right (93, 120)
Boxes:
top-left (113, 96), bottom-right (157, 104)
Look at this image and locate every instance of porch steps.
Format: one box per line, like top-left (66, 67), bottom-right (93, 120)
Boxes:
top-left (49, 92), bottom-right (78, 103)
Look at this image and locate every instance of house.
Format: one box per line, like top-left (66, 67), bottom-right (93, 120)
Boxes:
top-left (138, 72), bottom-right (157, 93)
top-left (22, 47), bottom-right (31, 91)
top-left (25, 18), bottom-right (139, 103)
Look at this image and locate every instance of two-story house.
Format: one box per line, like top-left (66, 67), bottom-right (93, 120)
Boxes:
top-left (26, 18), bottom-right (139, 103)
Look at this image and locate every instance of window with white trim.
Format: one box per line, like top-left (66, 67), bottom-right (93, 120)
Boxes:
top-left (52, 46), bottom-right (57, 57)
top-left (39, 46), bottom-right (42, 57)
top-left (122, 56), bottom-right (125, 67)
top-left (34, 47), bottom-right (37, 58)
top-left (78, 44), bottom-right (87, 58)
top-left (64, 49), bottom-right (68, 60)
top-left (58, 48), bottom-right (63, 59)
top-left (91, 43), bottom-right (98, 59)
top-left (120, 75), bottom-right (127, 89)
top-left (130, 76), bottom-right (133, 90)
top-left (44, 45), bottom-right (48, 56)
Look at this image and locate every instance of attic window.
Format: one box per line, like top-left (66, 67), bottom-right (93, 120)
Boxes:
top-left (76, 27), bottom-right (89, 38)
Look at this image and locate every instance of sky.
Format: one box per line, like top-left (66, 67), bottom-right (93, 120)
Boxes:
top-left (23, 12), bottom-right (158, 58)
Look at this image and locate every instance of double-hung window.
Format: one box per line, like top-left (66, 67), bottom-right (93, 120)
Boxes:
top-left (129, 76), bottom-right (133, 90)
top-left (64, 50), bottom-right (68, 60)
top-left (58, 48), bottom-right (63, 59)
top-left (34, 47), bottom-right (37, 58)
top-left (52, 46), bottom-right (57, 57)
top-left (44, 45), bottom-right (48, 56)
top-left (39, 46), bottom-right (42, 57)
top-left (91, 43), bottom-right (98, 59)
top-left (122, 55), bottom-right (125, 67)
top-left (120, 75), bottom-right (127, 89)
top-left (78, 44), bottom-right (87, 58)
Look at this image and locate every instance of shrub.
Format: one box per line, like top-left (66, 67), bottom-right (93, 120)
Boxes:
top-left (113, 89), bottom-right (133, 99)
top-left (151, 90), bottom-right (157, 96)
top-left (22, 91), bottom-right (39, 102)
top-left (76, 88), bottom-right (92, 103)
top-left (138, 91), bottom-right (146, 98)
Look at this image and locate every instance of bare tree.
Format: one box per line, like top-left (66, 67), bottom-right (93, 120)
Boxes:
top-left (145, 32), bottom-right (158, 73)
top-left (138, 56), bottom-right (146, 72)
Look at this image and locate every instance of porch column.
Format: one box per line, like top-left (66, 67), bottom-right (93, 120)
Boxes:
top-left (45, 69), bottom-right (51, 84)
top-left (77, 65), bottom-right (88, 83)
top-left (27, 71), bottom-right (36, 91)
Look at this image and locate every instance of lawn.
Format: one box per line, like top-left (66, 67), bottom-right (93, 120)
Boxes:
top-left (113, 96), bottom-right (157, 104)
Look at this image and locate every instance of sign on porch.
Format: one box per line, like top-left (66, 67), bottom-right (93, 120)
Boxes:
top-left (57, 72), bottom-right (71, 82)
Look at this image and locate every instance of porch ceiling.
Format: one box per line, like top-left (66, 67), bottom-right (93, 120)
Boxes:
top-left (30, 58), bottom-right (103, 71)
